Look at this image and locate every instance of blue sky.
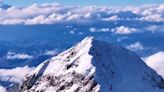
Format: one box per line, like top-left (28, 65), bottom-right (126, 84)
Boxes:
top-left (3, 0), bottom-right (164, 6)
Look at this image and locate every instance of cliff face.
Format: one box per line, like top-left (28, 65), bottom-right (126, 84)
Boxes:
top-left (20, 37), bottom-right (164, 92)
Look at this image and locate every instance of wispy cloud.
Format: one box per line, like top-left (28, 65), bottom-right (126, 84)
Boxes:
top-left (146, 25), bottom-right (164, 33)
top-left (7, 52), bottom-right (33, 60)
top-left (89, 27), bottom-right (110, 32)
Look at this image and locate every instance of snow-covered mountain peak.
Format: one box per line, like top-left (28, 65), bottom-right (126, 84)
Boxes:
top-left (20, 37), bottom-right (164, 92)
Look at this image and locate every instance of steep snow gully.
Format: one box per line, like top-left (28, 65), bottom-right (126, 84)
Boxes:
top-left (19, 37), bottom-right (164, 92)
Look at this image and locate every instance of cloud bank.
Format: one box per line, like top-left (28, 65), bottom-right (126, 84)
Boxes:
top-left (0, 3), bottom-right (163, 25)
top-left (0, 66), bottom-right (34, 83)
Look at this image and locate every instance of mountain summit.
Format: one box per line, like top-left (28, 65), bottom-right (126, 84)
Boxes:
top-left (20, 37), bottom-right (164, 92)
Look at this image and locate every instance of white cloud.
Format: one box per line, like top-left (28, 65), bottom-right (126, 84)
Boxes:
top-left (5, 3), bottom-right (60, 19)
top-left (126, 42), bottom-right (144, 51)
top-left (102, 15), bottom-right (120, 21)
top-left (139, 4), bottom-right (164, 22)
top-left (0, 19), bottom-right (24, 25)
top-left (89, 28), bottom-right (96, 32)
top-left (69, 30), bottom-right (75, 34)
top-left (158, 4), bottom-right (164, 12)
top-left (66, 25), bottom-right (73, 28)
top-left (44, 50), bottom-right (58, 56)
top-left (7, 52), bottom-right (33, 60)
top-left (89, 27), bottom-right (110, 32)
top-left (0, 3), bottom-right (163, 25)
top-left (146, 25), bottom-right (164, 32)
top-left (146, 25), bottom-right (159, 32)
top-left (111, 26), bottom-right (139, 35)
top-left (0, 66), bottom-right (35, 83)
top-left (0, 86), bottom-right (6, 92)
top-left (0, 4), bottom-right (94, 25)
top-left (117, 36), bottom-right (128, 42)
top-left (78, 32), bottom-right (83, 35)
top-left (25, 15), bottom-right (45, 25)
top-left (67, 13), bottom-right (82, 21)
top-left (141, 14), bottom-right (163, 22)
top-left (99, 28), bottom-right (110, 32)
top-left (145, 51), bottom-right (164, 78)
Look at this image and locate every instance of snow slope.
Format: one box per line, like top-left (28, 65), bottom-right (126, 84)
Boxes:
top-left (20, 37), bottom-right (164, 92)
